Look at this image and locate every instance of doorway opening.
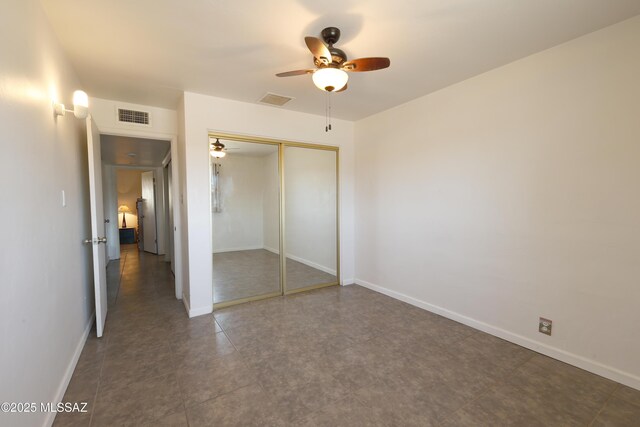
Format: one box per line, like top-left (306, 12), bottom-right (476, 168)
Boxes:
top-left (100, 135), bottom-right (174, 273)
top-left (85, 115), bottom-right (182, 337)
top-left (114, 168), bottom-right (159, 254)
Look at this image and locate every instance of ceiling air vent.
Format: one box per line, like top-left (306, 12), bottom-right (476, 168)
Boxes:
top-left (258, 93), bottom-right (294, 107)
top-left (117, 108), bottom-right (150, 125)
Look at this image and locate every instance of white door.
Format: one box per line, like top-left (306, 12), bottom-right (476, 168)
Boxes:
top-left (85, 116), bottom-right (108, 337)
top-left (141, 171), bottom-right (158, 254)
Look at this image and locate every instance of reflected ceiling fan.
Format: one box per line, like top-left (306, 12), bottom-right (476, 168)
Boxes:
top-left (276, 27), bottom-right (390, 93)
top-left (209, 137), bottom-right (239, 158)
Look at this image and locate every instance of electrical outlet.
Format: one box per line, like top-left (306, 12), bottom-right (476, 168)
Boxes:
top-left (539, 317), bottom-right (552, 335)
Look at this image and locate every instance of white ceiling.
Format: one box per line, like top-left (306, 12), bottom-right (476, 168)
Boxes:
top-left (101, 135), bottom-right (170, 167)
top-left (41, 0), bottom-right (640, 121)
top-left (220, 140), bottom-right (278, 157)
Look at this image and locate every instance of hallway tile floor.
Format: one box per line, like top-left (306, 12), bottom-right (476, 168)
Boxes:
top-left (54, 245), bottom-right (640, 426)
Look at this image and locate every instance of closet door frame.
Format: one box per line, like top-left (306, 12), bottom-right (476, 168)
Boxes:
top-left (208, 131), bottom-right (340, 309)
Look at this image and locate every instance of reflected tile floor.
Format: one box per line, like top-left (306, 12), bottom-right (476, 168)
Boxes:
top-left (213, 249), bottom-right (337, 304)
top-left (55, 245), bottom-right (640, 426)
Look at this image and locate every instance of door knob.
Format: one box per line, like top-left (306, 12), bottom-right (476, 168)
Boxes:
top-left (83, 238), bottom-right (93, 244)
top-left (105, 219), bottom-right (110, 223)
top-left (97, 237), bottom-right (108, 244)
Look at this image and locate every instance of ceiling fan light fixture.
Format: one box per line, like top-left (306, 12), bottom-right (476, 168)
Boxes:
top-left (209, 137), bottom-right (227, 158)
top-left (312, 68), bottom-right (348, 92)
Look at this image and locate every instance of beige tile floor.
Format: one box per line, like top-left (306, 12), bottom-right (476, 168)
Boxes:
top-left (54, 245), bottom-right (640, 426)
top-left (213, 249), bottom-right (337, 304)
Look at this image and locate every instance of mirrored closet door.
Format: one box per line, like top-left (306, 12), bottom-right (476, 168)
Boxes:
top-left (283, 146), bottom-right (338, 293)
top-left (211, 140), bottom-right (281, 305)
top-left (210, 134), bottom-right (339, 308)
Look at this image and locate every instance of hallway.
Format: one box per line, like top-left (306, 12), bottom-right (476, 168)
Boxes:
top-left (54, 247), bottom-right (640, 426)
top-left (54, 244), bottom-right (188, 425)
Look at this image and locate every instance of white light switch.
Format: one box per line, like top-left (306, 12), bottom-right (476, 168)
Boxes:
top-left (61, 190), bottom-right (66, 207)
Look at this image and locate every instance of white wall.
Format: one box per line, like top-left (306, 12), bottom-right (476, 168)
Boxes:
top-left (212, 155), bottom-right (267, 252)
top-left (89, 97), bottom-right (177, 136)
top-left (284, 147), bottom-right (337, 274)
top-left (354, 16), bottom-right (640, 389)
top-left (180, 92), bottom-right (355, 316)
top-left (0, 1), bottom-right (94, 426)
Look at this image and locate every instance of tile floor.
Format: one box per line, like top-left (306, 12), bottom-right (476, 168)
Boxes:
top-left (213, 249), bottom-right (337, 304)
top-left (54, 245), bottom-right (640, 426)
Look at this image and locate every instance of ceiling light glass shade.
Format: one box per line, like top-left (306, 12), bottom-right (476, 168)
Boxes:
top-left (210, 150), bottom-right (226, 158)
top-left (312, 68), bottom-right (348, 92)
top-left (72, 90), bottom-right (89, 119)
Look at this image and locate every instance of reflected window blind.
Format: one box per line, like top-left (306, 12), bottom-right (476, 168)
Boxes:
top-left (211, 162), bottom-right (222, 213)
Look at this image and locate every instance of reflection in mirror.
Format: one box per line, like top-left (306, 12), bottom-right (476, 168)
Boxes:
top-left (284, 146), bottom-right (338, 291)
top-left (211, 141), bottom-right (280, 304)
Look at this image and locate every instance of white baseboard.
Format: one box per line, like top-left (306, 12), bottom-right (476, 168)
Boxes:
top-left (189, 306), bottom-right (213, 317)
top-left (182, 295), bottom-right (190, 315)
top-left (263, 246), bottom-right (279, 255)
top-left (341, 278), bottom-right (355, 286)
top-left (212, 245), bottom-right (263, 254)
top-left (45, 311), bottom-right (95, 427)
top-left (252, 246), bottom-right (337, 276)
top-left (355, 278), bottom-right (640, 391)
top-left (186, 300), bottom-right (212, 318)
top-left (286, 253), bottom-right (336, 276)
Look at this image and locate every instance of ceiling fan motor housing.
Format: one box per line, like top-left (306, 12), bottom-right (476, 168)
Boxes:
top-left (318, 27), bottom-right (347, 66)
top-left (315, 48), bottom-right (347, 67)
top-left (210, 138), bottom-right (225, 150)
top-left (321, 27), bottom-right (341, 45)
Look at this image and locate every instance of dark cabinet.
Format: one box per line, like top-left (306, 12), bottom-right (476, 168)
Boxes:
top-left (119, 227), bottom-right (136, 244)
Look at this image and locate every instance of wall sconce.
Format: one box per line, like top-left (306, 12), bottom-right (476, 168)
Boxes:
top-left (53, 90), bottom-right (89, 119)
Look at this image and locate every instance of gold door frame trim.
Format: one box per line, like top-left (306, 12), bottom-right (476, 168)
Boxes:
top-left (279, 142), bottom-right (286, 299)
top-left (213, 291), bottom-right (283, 310)
top-left (209, 131), bottom-right (340, 310)
top-left (208, 131), bottom-right (339, 151)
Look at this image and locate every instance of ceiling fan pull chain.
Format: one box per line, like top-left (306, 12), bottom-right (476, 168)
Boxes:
top-left (328, 92), bottom-right (332, 131)
top-left (325, 91), bottom-right (329, 132)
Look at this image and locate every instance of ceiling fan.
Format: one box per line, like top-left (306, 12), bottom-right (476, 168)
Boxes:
top-left (276, 27), bottom-right (390, 93)
top-left (209, 137), bottom-right (239, 158)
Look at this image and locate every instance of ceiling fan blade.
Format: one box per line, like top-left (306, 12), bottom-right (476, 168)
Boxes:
top-left (342, 57), bottom-right (390, 72)
top-left (276, 69), bottom-right (314, 77)
top-left (305, 36), bottom-right (332, 64)
top-left (336, 83), bottom-right (348, 93)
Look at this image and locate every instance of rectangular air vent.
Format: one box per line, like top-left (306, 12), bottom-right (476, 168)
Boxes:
top-left (258, 93), bottom-right (294, 107)
top-left (117, 108), bottom-right (150, 125)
